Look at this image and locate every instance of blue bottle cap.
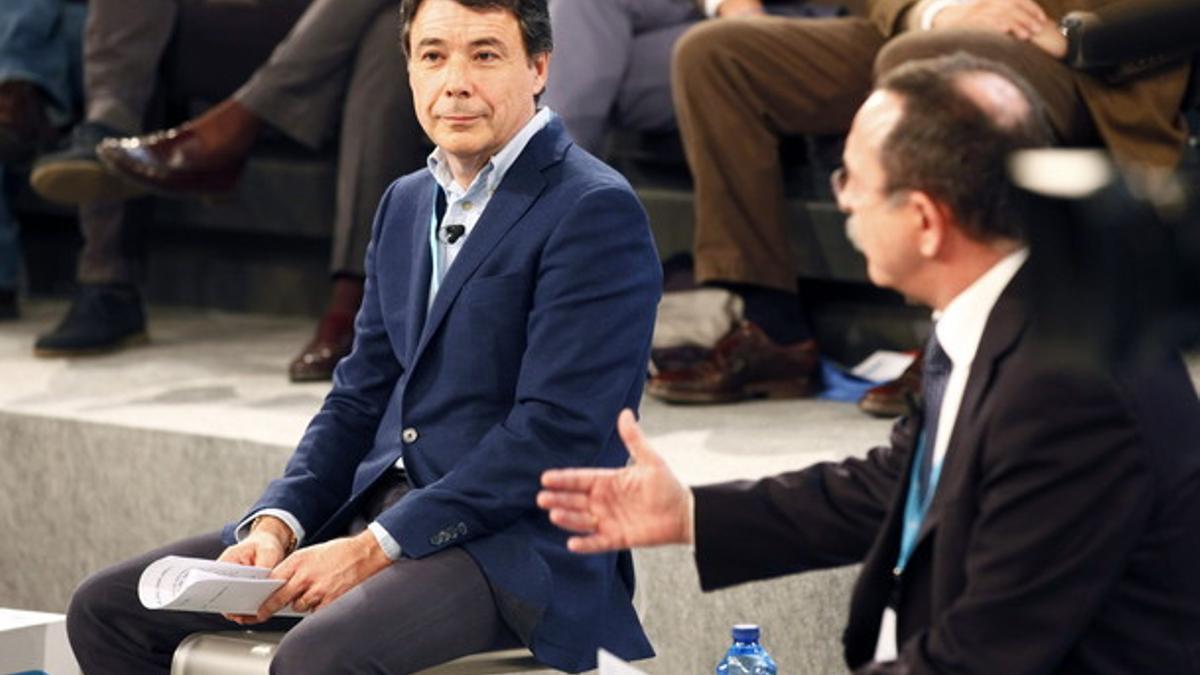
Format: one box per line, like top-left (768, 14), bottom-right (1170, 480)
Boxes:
top-left (732, 624), bottom-right (760, 642)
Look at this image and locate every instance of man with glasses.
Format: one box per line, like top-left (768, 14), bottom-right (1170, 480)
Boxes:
top-left (540, 53), bottom-right (1200, 673)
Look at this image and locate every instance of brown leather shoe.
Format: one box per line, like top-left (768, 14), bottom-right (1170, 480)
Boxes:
top-left (647, 321), bottom-right (820, 404)
top-left (96, 126), bottom-right (245, 196)
top-left (857, 350), bottom-right (922, 418)
top-left (0, 81), bottom-right (57, 162)
top-left (289, 312), bottom-right (355, 382)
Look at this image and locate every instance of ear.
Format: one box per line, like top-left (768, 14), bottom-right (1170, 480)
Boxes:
top-left (532, 51), bottom-right (550, 96)
top-left (908, 190), bottom-right (951, 259)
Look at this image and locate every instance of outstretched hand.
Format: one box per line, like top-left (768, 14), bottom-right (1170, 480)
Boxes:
top-left (538, 409), bottom-right (693, 554)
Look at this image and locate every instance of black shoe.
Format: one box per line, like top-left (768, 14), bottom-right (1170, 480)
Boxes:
top-left (0, 288), bottom-right (17, 320)
top-left (34, 284), bottom-right (149, 357)
top-left (30, 122), bottom-right (147, 204)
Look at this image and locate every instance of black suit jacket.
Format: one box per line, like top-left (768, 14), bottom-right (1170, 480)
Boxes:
top-left (693, 267), bottom-right (1200, 673)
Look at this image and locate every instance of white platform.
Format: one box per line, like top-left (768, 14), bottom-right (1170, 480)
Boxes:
top-left (0, 608), bottom-right (79, 675)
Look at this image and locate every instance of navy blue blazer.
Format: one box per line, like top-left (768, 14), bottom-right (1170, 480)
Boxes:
top-left (224, 119), bottom-right (660, 672)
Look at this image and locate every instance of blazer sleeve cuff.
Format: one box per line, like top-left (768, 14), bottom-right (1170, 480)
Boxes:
top-left (234, 508), bottom-right (306, 547)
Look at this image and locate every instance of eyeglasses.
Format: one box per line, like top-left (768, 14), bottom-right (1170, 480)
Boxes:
top-left (830, 167), bottom-right (908, 208)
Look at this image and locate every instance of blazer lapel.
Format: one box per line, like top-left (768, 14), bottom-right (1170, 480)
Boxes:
top-left (914, 267), bottom-right (1031, 543)
top-left (404, 179), bottom-right (436, 362)
top-left (410, 120), bottom-right (569, 369)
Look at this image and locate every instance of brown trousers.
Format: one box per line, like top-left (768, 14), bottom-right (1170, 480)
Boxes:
top-left (671, 16), bottom-right (1131, 292)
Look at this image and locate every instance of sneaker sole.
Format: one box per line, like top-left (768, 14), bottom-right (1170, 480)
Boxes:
top-left (33, 331), bottom-right (150, 358)
top-left (30, 160), bottom-right (148, 204)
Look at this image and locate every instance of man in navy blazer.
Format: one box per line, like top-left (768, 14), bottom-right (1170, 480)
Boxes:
top-left (66, 1), bottom-right (660, 672)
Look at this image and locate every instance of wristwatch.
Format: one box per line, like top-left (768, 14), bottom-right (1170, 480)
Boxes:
top-left (1058, 11), bottom-right (1092, 69)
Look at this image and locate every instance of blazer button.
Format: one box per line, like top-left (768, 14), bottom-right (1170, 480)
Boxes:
top-left (401, 427), bottom-right (419, 444)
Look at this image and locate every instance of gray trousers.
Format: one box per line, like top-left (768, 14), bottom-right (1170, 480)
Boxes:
top-left (543, 0), bottom-right (820, 156)
top-left (79, 0), bottom-right (422, 284)
top-left (66, 474), bottom-right (521, 674)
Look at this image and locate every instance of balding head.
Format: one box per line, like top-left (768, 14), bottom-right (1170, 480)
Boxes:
top-left (874, 53), bottom-right (1055, 243)
top-left (957, 70), bottom-right (1033, 131)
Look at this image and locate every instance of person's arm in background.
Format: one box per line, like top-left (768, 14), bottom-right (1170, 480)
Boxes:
top-left (870, 0), bottom-right (1066, 58)
top-left (701, 0), bottom-right (767, 18)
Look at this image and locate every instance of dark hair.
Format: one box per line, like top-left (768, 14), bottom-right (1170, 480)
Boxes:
top-left (876, 53), bottom-right (1056, 242)
top-left (400, 0), bottom-right (553, 61)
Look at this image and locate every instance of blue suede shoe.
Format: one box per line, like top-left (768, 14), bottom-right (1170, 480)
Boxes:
top-left (34, 284), bottom-right (148, 357)
top-left (30, 121), bottom-right (147, 204)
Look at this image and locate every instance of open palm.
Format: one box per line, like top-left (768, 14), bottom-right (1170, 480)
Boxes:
top-left (539, 409), bottom-right (693, 553)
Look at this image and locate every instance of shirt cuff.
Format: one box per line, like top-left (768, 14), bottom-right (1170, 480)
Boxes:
top-left (235, 508), bottom-right (305, 548)
top-left (704, 0), bottom-right (724, 18)
top-left (920, 0), bottom-right (970, 30)
top-left (368, 521), bottom-right (403, 561)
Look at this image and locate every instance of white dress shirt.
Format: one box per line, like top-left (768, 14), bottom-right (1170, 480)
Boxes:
top-left (874, 247), bottom-right (1029, 660)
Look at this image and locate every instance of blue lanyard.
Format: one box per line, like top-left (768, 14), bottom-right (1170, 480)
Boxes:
top-left (895, 429), bottom-right (944, 575)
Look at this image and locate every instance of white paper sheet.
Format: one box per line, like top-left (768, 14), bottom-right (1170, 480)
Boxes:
top-left (851, 350), bottom-right (917, 383)
top-left (138, 555), bottom-right (304, 617)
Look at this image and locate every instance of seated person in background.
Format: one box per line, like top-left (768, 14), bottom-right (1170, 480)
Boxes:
top-left (540, 54), bottom-right (1200, 674)
top-left (0, 0), bottom-right (86, 320)
top-left (543, 0), bottom-right (836, 156)
top-left (29, 0), bottom-right (426, 382)
top-left (649, 0), bottom-right (1194, 406)
top-left (66, 0), bottom-right (660, 672)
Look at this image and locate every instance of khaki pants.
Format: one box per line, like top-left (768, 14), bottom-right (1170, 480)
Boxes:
top-left (671, 16), bottom-right (1108, 292)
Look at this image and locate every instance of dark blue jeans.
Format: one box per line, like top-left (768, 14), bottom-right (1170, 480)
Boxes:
top-left (0, 0), bottom-right (85, 289)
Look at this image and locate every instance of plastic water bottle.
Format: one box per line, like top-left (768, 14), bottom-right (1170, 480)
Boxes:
top-left (715, 623), bottom-right (778, 674)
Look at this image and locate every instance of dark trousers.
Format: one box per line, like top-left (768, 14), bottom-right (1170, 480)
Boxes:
top-left (66, 473), bottom-right (521, 674)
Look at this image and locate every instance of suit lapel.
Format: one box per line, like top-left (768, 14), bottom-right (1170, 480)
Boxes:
top-left (405, 179), bottom-right (436, 361)
top-left (409, 120), bottom-right (569, 369)
top-left (914, 267), bottom-right (1031, 543)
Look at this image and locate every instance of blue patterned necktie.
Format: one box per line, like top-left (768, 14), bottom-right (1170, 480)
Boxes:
top-left (917, 333), bottom-right (953, 502)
